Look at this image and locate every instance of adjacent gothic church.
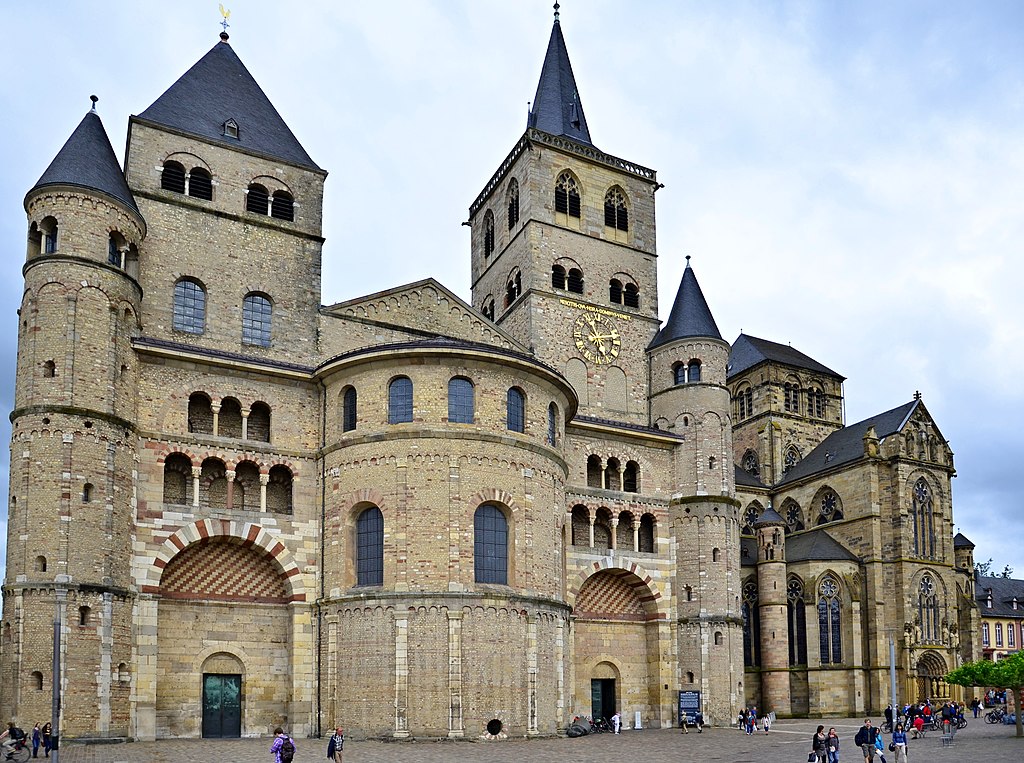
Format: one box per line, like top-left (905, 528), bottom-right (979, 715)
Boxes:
top-left (0, 13), bottom-right (979, 741)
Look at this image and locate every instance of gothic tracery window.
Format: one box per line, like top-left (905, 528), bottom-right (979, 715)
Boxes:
top-left (784, 500), bottom-right (804, 533)
top-left (604, 187), bottom-right (628, 232)
top-left (912, 478), bottom-right (936, 558)
top-left (784, 446), bottom-right (800, 475)
top-left (507, 178), bottom-right (520, 230)
top-left (555, 171), bottom-right (581, 219)
top-left (817, 575), bottom-right (842, 664)
top-left (742, 580), bottom-right (760, 667)
top-left (787, 578), bottom-right (808, 666)
top-left (817, 490), bottom-right (843, 525)
top-left (742, 450), bottom-right (759, 478)
top-left (740, 503), bottom-right (761, 536)
top-left (918, 574), bottom-right (940, 643)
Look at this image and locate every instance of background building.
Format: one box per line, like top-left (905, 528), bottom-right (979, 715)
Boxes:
top-left (977, 574), bottom-right (1024, 662)
top-left (1, 13), bottom-right (978, 741)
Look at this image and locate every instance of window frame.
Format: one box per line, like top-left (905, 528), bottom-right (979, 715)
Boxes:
top-left (172, 278), bottom-right (207, 335)
top-left (355, 506), bottom-right (384, 587)
top-left (241, 292), bottom-right (273, 347)
top-left (506, 387), bottom-right (525, 433)
top-left (448, 377), bottom-right (475, 424)
top-left (473, 503), bottom-right (508, 585)
top-left (388, 376), bottom-right (414, 424)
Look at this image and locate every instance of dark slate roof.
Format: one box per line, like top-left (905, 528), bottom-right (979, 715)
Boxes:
top-left (28, 108), bottom-right (140, 216)
top-left (735, 465), bottom-right (765, 488)
top-left (728, 334), bottom-right (844, 381)
top-left (778, 400), bottom-right (918, 485)
top-left (754, 506), bottom-right (785, 527)
top-left (137, 37), bottom-right (319, 170)
top-left (976, 575), bottom-right (1024, 619)
top-left (527, 19), bottom-right (593, 146)
top-left (786, 529), bottom-right (860, 563)
top-left (953, 532), bottom-right (976, 550)
top-left (649, 260), bottom-right (722, 349)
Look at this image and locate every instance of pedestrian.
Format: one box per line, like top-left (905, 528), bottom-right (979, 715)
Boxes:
top-left (41, 722), bottom-right (51, 758)
top-left (854, 718), bottom-right (877, 763)
top-left (31, 723), bottom-right (41, 758)
top-left (745, 707), bottom-right (756, 735)
top-left (326, 725), bottom-right (344, 762)
top-left (892, 722), bottom-right (908, 763)
top-left (270, 726), bottom-right (295, 763)
top-left (681, 710), bottom-right (688, 734)
top-left (874, 731), bottom-right (887, 763)
top-left (763, 712), bottom-right (771, 734)
top-left (693, 710), bottom-right (704, 733)
top-left (971, 697), bottom-right (980, 718)
top-left (738, 707), bottom-right (747, 730)
top-left (826, 727), bottom-right (840, 763)
top-left (885, 704), bottom-right (893, 730)
top-left (611, 712), bottom-right (620, 734)
top-left (812, 724), bottom-right (828, 763)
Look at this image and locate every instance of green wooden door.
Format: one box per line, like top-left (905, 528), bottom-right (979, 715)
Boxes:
top-left (202, 673), bottom-right (241, 737)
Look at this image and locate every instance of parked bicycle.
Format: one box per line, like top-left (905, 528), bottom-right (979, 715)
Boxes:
top-left (986, 706), bottom-right (1008, 724)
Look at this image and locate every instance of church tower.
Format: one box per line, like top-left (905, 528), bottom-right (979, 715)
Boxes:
top-left (468, 10), bottom-right (661, 425)
top-left (754, 505), bottom-right (790, 717)
top-left (3, 100), bottom-right (145, 736)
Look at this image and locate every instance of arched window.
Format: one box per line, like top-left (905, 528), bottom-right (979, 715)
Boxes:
top-left (808, 388), bottom-right (826, 418)
top-left (784, 381), bottom-right (801, 413)
top-left (817, 576), bottom-right (842, 664)
top-left (784, 446), bottom-right (801, 475)
top-left (187, 393), bottom-right (214, 434)
top-left (483, 210), bottom-right (495, 257)
top-left (474, 504), bottom-right (508, 584)
top-left (547, 402), bottom-right (557, 446)
top-left (605, 457), bottom-right (622, 490)
top-left (173, 278), bottom-right (206, 334)
top-left (234, 461), bottom-right (261, 511)
top-left (609, 279), bottom-right (623, 304)
top-left (571, 505), bottom-right (589, 546)
top-left (603, 187), bottom-right (628, 231)
top-left (673, 363), bottom-right (686, 385)
top-left (623, 461), bottom-right (639, 492)
top-left (586, 454), bottom-right (603, 488)
top-left (687, 359), bottom-right (702, 383)
top-left (506, 270), bottom-right (522, 307)
top-left (783, 499), bottom-right (804, 533)
top-left (246, 183), bottom-right (269, 214)
top-left (248, 401), bottom-right (271, 442)
top-left (448, 377), bottom-right (474, 424)
top-left (593, 508), bottom-right (612, 550)
top-left (82, 482), bottom-right (93, 502)
top-left (567, 268), bottom-right (584, 294)
top-left (388, 377), bottom-right (413, 424)
top-left (624, 283), bottom-right (639, 308)
top-left (506, 387), bottom-right (525, 433)
top-left (918, 574), bottom-right (940, 643)
top-left (482, 297), bottom-right (495, 321)
top-left (742, 580), bottom-right (760, 667)
top-left (79, 606), bottom-right (91, 627)
top-left (108, 232), bottom-right (125, 267)
top-left (787, 578), bottom-right (808, 666)
top-left (188, 167), bottom-right (213, 200)
top-left (267, 465), bottom-right (293, 514)
top-left (199, 457), bottom-right (227, 509)
top-left (742, 450), bottom-right (759, 478)
top-left (161, 161), bottom-right (186, 194)
top-left (712, 547), bottom-right (720, 562)
top-left (507, 178), bottom-right (520, 229)
top-left (219, 397), bottom-right (242, 438)
top-left (554, 171), bottom-right (581, 219)
top-left (816, 489), bottom-right (843, 525)
top-left (551, 264), bottom-right (567, 289)
top-left (40, 216), bottom-right (59, 254)
top-left (912, 478), bottom-right (936, 558)
top-left (31, 670), bottom-right (44, 690)
top-left (356, 506), bottom-right (384, 586)
top-left (639, 513), bottom-right (655, 552)
top-left (34, 555), bottom-right (47, 573)
top-left (740, 503), bottom-right (761, 536)
top-left (242, 293), bottom-right (272, 347)
top-left (271, 190), bottom-right (294, 221)
top-left (342, 387), bottom-right (357, 432)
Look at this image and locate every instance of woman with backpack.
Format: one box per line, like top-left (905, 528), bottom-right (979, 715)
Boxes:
top-left (270, 727), bottom-right (296, 763)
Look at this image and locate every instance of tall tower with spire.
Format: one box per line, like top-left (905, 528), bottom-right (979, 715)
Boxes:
top-left (468, 10), bottom-right (661, 424)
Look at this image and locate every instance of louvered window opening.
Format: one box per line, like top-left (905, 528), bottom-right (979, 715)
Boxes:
top-left (604, 188), bottom-right (629, 231)
top-left (566, 268), bottom-right (583, 294)
top-left (389, 377), bottom-right (413, 424)
top-left (188, 169), bottom-right (213, 201)
top-left (271, 192), bottom-right (294, 221)
top-left (609, 279), bottom-right (623, 303)
top-left (551, 265), bottom-right (567, 290)
top-left (242, 294), bottom-right (272, 347)
top-left (555, 173), bottom-right (581, 218)
top-left (161, 162), bottom-right (186, 194)
top-left (507, 181), bottom-right (520, 229)
top-left (484, 211), bottom-right (495, 257)
top-left (247, 184), bottom-right (269, 214)
top-left (173, 279), bottom-right (206, 334)
top-left (624, 283), bottom-right (639, 308)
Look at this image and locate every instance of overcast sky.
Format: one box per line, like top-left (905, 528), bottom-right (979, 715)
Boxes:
top-left (0, 0), bottom-right (1021, 587)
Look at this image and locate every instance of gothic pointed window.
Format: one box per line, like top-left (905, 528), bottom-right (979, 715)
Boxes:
top-left (507, 178), bottom-right (520, 230)
top-left (604, 186), bottom-right (628, 232)
top-left (817, 575), bottom-right (842, 664)
top-left (742, 580), bottom-right (760, 667)
top-left (355, 506), bottom-right (384, 586)
top-left (173, 278), bottom-right (206, 335)
top-left (555, 171), bottom-right (581, 219)
top-left (242, 293), bottom-right (272, 347)
top-left (161, 161), bottom-right (186, 194)
top-left (784, 500), bottom-right (804, 533)
top-left (918, 574), bottom-right (940, 643)
top-left (911, 478), bottom-right (935, 559)
top-left (742, 450), bottom-right (759, 478)
top-left (483, 210), bottom-right (495, 257)
top-left (784, 446), bottom-right (800, 475)
top-left (787, 578), bottom-right (808, 666)
top-left (817, 489), bottom-right (842, 525)
top-left (740, 503), bottom-right (760, 536)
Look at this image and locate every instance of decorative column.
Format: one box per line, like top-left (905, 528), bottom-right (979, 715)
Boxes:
top-left (191, 466), bottom-right (201, 507)
top-left (289, 601), bottom-right (314, 737)
top-left (588, 515), bottom-right (595, 548)
top-left (259, 474), bottom-right (269, 512)
top-left (133, 595), bottom-right (159, 740)
top-left (241, 408), bottom-right (249, 440)
top-left (610, 517), bottom-right (618, 550)
top-left (447, 611), bottom-right (464, 738)
top-left (225, 470), bottom-right (236, 510)
top-left (527, 616), bottom-right (539, 735)
top-left (394, 616), bottom-right (410, 737)
top-left (632, 520), bottom-right (640, 553)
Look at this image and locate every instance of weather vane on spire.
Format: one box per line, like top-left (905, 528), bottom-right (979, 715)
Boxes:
top-left (553, 2), bottom-right (560, 23)
top-left (219, 4), bottom-right (231, 33)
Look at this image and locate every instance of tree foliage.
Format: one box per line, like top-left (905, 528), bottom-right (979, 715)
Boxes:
top-left (974, 558), bottom-right (1015, 578)
top-left (947, 651), bottom-right (1024, 738)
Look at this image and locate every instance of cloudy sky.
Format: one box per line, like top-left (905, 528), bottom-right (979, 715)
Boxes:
top-left (0, 0), bottom-right (1021, 584)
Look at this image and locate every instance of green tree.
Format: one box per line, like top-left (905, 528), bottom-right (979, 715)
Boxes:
top-left (947, 651), bottom-right (1024, 738)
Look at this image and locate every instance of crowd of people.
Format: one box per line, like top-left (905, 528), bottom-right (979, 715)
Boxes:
top-left (0, 722), bottom-right (53, 758)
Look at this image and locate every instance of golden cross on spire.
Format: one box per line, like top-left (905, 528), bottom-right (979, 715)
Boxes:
top-left (219, 4), bottom-right (231, 33)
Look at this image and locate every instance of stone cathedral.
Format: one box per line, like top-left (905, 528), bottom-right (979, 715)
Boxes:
top-left (0, 13), bottom-right (979, 742)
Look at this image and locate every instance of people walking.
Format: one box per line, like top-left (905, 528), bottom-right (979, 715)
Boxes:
top-left (31, 724), bottom-right (40, 758)
top-left (40, 722), bottom-right (51, 758)
top-left (269, 726), bottom-right (295, 763)
top-left (826, 727), bottom-right (841, 763)
top-left (812, 724), bottom-right (828, 763)
top-left (326, 726), bottom-right (344, 763)
top-left (892, 722), bottom-right (908, 763)
top-left (854, 719), bottom-right (878, 763)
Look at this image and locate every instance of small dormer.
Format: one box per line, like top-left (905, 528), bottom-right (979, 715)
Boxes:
top-left (1013, 597), bottom-right (1019, 611)
top-left (222, 118), bottom-right (239, 139)
top-left (986, 588), bottom-right (993, 608)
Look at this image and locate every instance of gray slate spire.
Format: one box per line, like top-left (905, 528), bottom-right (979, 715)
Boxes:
top-left (649, 258), bottom-right (722, 349)
top-left (28, 106), bottom-right (140, 216)
top-left (137, 35), bottom-right (319, 170)
top-left (527, 16), bottom-right (593, 146)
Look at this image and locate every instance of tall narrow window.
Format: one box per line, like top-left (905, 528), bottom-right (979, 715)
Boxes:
top-left (742, 580), bottom-right (760, 667)
top-left (624, 283), bottom-right (639, 308)
top-left (507, 178), bottom-right (520, 229)
top-left (918, 575), bottom-right (940, 643)
top-left (673, 363), bottom-right (686, 385)
top-left (173, 278), bottom-right (206, 334)
top-left (547, 402), bottom-right (557, 446)
top-left (555, 172), bottom-right (581, 218)
top-left (483, 210), bottom-right (495, 257)
top-left (271, 191), bottom-right (295, 221)
top-left (506, 387), bottom-right (525, 433)
top-left (609, 279), bottom-right (623, 303)
top-left (982, 622), bottom-right (990, 646)
top-left (996, 623), bottom-right (1004, 647)
top-left (474, 504), bottom-right (508, 584)
top-left (912, 479), bottom-right (935, 558)
top-left (817, 576), bottom-right (842, 664)
top-left (107, 234), bottom-right (123, 267)
top-left (161, 161), bottom-right (186, 194)
top-left (246, 183), bottom-right (269, 214)
top-left (242, 293), bottom-right (272, 347)
top-left (623, 461), bottom-right (639, 492)
top-left (388, 377), bottom-right (413, 424)
top-left (687, 359), bottom-right (702, 383)
top-left (356, 506), bottom-right (384, 586)
top-left (188, 168), bottom-right (213, 200)
top-left (567, 268), bottom-right (584, 294)
top-left (342, 387), bottom-right (357, 432)
top-left (551, 264), bottom-right (567, 290)
top-left (448, 377), bottom-right (474, 424)
top-left (604, 187), bottom-right (628, 231)
top-left (787, 578), bottom-right (808, 666)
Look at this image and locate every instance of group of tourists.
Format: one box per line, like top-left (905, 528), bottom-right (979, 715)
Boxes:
top-left (811, 718), bottom-right (909, 763)
top-left (0, 722), bottom-right (53, 758)
top-left (269, 726), bottom-right (344, 763)
top-left (737, 705), bottom-right (771, 735)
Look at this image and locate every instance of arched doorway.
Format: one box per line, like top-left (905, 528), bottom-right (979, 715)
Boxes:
top-left (915, 651), bottom-right (949, 702)
top-left (201, 653), bottom-right (244, 738)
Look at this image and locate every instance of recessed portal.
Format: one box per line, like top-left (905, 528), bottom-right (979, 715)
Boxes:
top-left (202, 673), bottom-right (242, 738)
top-left (591, 678), bottom-right (616, 720)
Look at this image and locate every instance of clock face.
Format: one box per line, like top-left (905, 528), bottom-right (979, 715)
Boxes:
top-left (573, 313), bottom-right (621, 364)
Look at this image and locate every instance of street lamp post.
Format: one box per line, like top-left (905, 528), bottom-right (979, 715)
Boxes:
top-left (52, 576), bottom-right (68, 763)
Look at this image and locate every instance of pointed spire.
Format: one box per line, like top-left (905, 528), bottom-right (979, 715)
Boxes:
top-left (527, 9), bottom-right (593, 145)
top-left (649, 257), bottom-right (723, 349)
top-left (137, 39), bottom-right (319, 170)
top-left (27, 99), bottom-right (140, 216)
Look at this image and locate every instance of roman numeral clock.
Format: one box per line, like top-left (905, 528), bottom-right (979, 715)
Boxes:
top-left (573, 312), bottom-right (621, 364)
